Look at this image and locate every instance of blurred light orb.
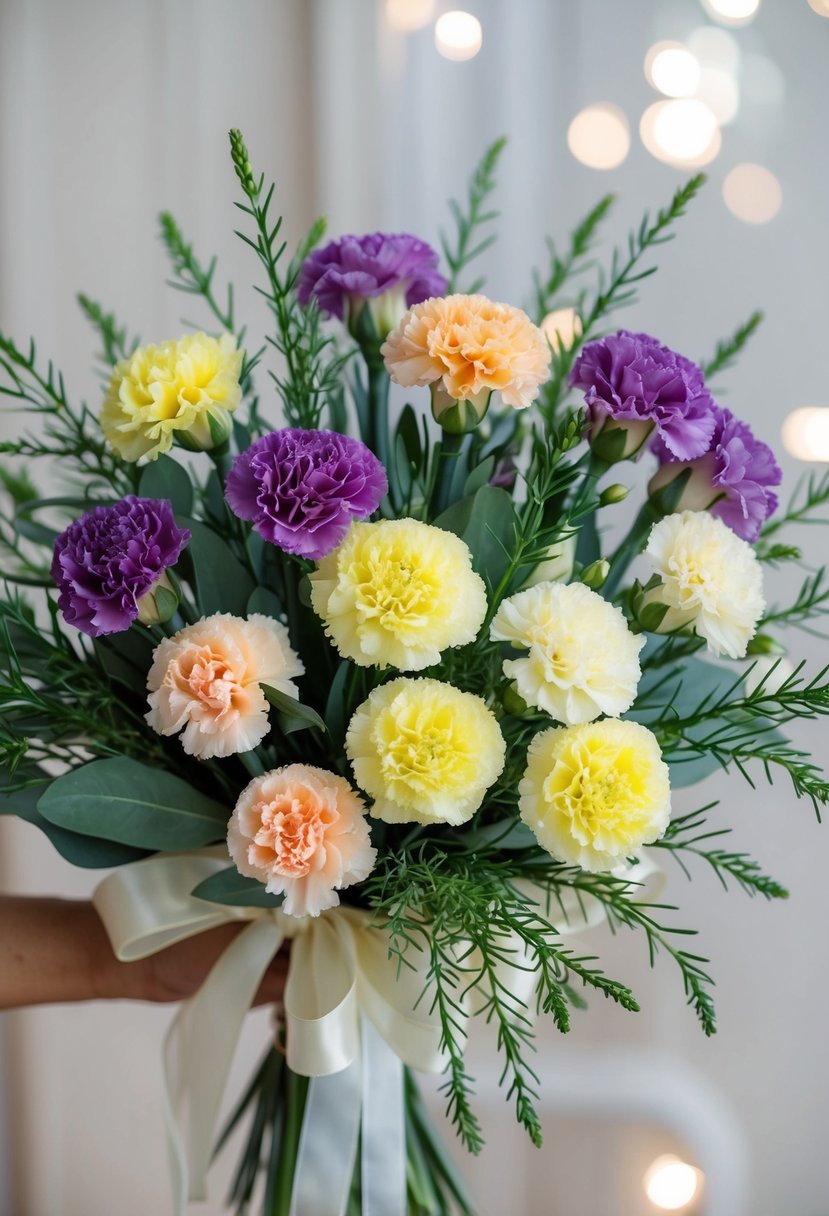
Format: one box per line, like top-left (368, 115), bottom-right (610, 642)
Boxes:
top-left (688, 25), bottom-right (740, 70)
top-left (741, 52), bottom-right (786, 106)
top-left (807, 0), bottom-right (829, 14)
top-left (542, 308), bottom-right (582, 352)
top-left (723, 163), bottom-right (782, 223)
top-left (701, 0), bottom-right (760, 25)
top-left (644, 1155), bottom-right (701, 1211)
top-left (645, 42), bottom-right (701, 97)
top-left (697, 64), bottom-right (740, 123)
top-left (386, 0), bottom-right (436, 31)
top-left (782, 408), bottom-right (829, 461)
top-left (567, 104), bottom-right (630, 170)
top-left (640, 99), bottom-right (721, 167)
top-left (434, 10), bottom-right (483, 60)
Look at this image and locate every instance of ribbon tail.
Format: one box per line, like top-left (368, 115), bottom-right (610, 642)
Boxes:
top-left (163, 917), bottom-right (285, 1214)
top-left (361, 1017), bottom-right (406, 1216)
top-left (289, 1060), bottom-right (362, 1216)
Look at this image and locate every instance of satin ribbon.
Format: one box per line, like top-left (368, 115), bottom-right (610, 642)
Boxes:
top-left (93, 848), bottom-right (663, 1216)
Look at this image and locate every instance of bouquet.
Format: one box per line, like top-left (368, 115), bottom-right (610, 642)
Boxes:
top-left (2, 129), bottom-right (826, 1216)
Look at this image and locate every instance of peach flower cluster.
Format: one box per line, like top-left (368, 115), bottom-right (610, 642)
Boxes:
top-left (381, 293), bottom-right (551, 413)
top-left (227, 764), bottom-right (377, 917)
top-left (145, 613), bottom-right (303, 759)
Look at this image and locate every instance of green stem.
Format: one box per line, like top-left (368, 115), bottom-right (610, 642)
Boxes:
top-left (272, 1066), bottom-right (309, 1216)
top-left (430, 430), bottom-right (465, 517)
top-left (603, 498), bottom-right (664, 599)
top-left (366, 359), bottom-right (391, 476)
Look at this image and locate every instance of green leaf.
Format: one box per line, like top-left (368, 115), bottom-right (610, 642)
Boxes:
top-left (463, 455), bottom-right (496, 496)
top-left (191, 866), bottom-right (284, 908)
top-left (247, 586), bottom-right (283, 618)
top-left (38, 758), bottom-right (229, 849)
top-left (92, 629), bottom-right (154, 693)
top-left (324, 660), bottom-right (352, 743)
top-left (434, 484), bottom-right (515, 587)
top-left (261, 684), bottom-right (327, 735)
top-left (138, 455), bottom-right (194, 515)
top-left (179, 517), bottom-right (254, 616)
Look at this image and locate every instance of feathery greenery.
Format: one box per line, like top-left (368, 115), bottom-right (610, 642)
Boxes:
top-left (441, 136), bottom-right (507, 294)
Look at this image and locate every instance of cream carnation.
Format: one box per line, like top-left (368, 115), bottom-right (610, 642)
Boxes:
top-left (346, 677), bottom-right (506, 826)
top-left (491, 581), bottom-right (643, 724)
top-left (227, 764), bottom-right (376, 917)
top-left (101, 332), bottom-right (243, 463)
top-left (146, 613), bottom-right (303, 758)
top-left (309, 518), bottom-right (487, 671)
top-left (381, 294), bottom-right (550, 410)
top-left (519, 719), bottom-right (671, 871)
top-left (645, 510), bottom-right (765, 659)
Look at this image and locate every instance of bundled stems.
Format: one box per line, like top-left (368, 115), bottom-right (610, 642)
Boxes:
top-left (431, 431), bottom-right (466, 517)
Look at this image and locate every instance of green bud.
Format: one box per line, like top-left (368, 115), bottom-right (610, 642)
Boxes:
top-left (581, 559), bottom-right (610, 590)
top-left (599, 483), bottom-right (629, 506)
top-left (747, 633), bottom-right (786, 657)
top-left (502, 683), bottom-right (529, 716)
top-left (175, 407), bottom-right (234, 453)
top-left (638, 599), bottom-right (671, 633)
top-left (431, 384), bottom-right (491, 435)
top-left (136, 572), bottom-right (178, 626)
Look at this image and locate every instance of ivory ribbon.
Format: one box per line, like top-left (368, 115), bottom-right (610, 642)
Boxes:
top-left (93, 848), bottom-right (663, 1216)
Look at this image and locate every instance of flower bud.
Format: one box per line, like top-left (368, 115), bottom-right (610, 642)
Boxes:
top-left (580, 558), bottom-right (610, 590)
top-left (136, 571), bottom-right (179, 626)
top-left (648, 453), bottom-right (721, 513)
top-left (746, 633), bottom-right (786, 657)
top-left (589, 417), bottom-right (654, 463)
top-left (431, 384), bottom-right (492, 435)
top-left (599, 483), bottom-right (629, 507)
top-left (175, 406), bottom-right (234, 454)
top-left (502, 682), bottom-right (529, 716)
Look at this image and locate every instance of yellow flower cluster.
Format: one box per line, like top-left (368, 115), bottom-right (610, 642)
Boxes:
top-left (518, 719), bottom-right (671, 871)
top-left (101, 332), bottom-right (243, 463)
top-left (346, 677), bottom-right (505, 826)
top-left (309, 518), bottom-right (487, 670)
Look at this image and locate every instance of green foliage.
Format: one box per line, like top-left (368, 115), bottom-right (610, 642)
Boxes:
top-left (655, 803), bottom-right (789, 899)
top-left (77, 293), bottom-right (138, 371)
top-left (38, 756), bottom-right (230, 849)
top-left (532, 193), bottom-right (615, 322)
top-left (441, 136), bottom-right (507, 294)
top-left (762, 469), bottom-right (829, 541)
top-left (192, 866), bottom-right (284, 908)
top-left (701, 310), bottom-right (763, 381)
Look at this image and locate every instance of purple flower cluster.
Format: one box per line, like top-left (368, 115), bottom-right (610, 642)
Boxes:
top-left (297, 232), bottom-right (446, 323)
top-left (51, 497), bottom-right (190, 637)
top-left (570, 330), bottom-right (716, 461)
top-left (652, 407), bottom-right (782, 542)
top-left (226, 428), bottom-right (388, 560)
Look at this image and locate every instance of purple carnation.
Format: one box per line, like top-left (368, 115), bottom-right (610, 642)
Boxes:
top-left (297, 232), bottom-right (447, 323)
top-left (652, 407), bottom-right (781, 542)
top-left (570, 330), bottom-right (717, 461)
top-left (225, 428), bottom-right (388, 560)
top-left (51, 497), bottom-right (190, 637)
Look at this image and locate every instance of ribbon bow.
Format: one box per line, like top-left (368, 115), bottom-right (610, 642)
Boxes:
top-left (93, 848), bottom-right (663, 1216)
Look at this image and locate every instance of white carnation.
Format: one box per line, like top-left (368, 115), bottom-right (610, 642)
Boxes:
top-left (645, 510), bottom-right (765, 659)
top-left (490, 580), bottom-right (644, 725)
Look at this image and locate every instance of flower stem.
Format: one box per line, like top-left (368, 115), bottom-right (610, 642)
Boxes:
top-left (271, 1066), bottom-right (309, 1216)
top-left (430, 430), bottom-right (466, 518)
top-left (366, 359), bottom-right (391, 476)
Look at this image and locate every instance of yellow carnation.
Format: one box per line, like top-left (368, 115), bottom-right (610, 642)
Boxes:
top-left (380, 294), bottom-right (550, 412)
top-left (346, 677), bottom-right (506, 825)
top-left (519, 719), bottom-right (671, 871)
top-left (308, 518), bottom-right (487, 670)
top-left (101, 332), bottom-right (243, 463)
top-left (491, 581), bottom-right (643, 724)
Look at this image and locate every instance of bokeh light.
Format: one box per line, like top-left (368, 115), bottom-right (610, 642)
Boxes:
top-left (807, 0), bottom-right (829, 15)
top-left (567, 103), bottom-right (630, 170)
top-left (741, 52), bottom-right (786, 106)
top-left (688, 25), bottom-right (740, 71)
top-left (640, 99), bottom-right (721, 167)
top-left (385, 0), bottom-right (436, 31)
top-left (782, 408), bottom-right (829, 462)
top-left (723, 163), bottom-right (782, 223)
top-left (434, 10), bottom-right (483, 60)
top-left (701, 0), bottom-right (760, 25)
top-left (644, 1155), bottom-right (702, 1211)
top-left (697, 63), bottom-right (740, 123)
top-left (644, 42), bottom-right (701, 97)
top-left (542, 308), bottom-right (582, 353)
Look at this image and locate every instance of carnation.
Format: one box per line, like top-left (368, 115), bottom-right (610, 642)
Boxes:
top-left (649, 406), bottom-right (781, 542)
top-left (51, 496), bottom-right (190, 637)
top-left (146, 613), bottom-right (304, 758)
top-left (645, 510), bottom-right (765, 658)
top-left (309, 518), bottom-right (487, 671)
top-left (381, 294), bottom-right (551, 424)
top-left (297, 232), bottom-right (446, 337)
top-left (490, 581), bottom-right (644, 724)
top-left (519, 719), bottom-right (671, 871)
top-left (346, 677), bottom-right (506, 826)
top-left (570, 330), bottom-right (716, 461)
top-left (225, 428), bottom-right (387, 560)
top-left (101, 332), bottom-right (243, 463)
top-left (227, 764), bottom-right (376, 917)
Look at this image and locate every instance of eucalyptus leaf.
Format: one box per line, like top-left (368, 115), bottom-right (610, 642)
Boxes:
top-left (179, 518), bottom-right (254, 616)
top-left (138, 455), bottom-right (194, 515)
top-left (247, 587), bottom-right (283, 618)
top-left (261, 684), bottom-right (327, 734)
top-left (191, 866), bottom-right (284, 909)
top-left (434, 484), bottom-right (515, 587)
top-left (38, 757), bottom-right (230, 849)
top-left (463, 455), bottom-right (495, 497)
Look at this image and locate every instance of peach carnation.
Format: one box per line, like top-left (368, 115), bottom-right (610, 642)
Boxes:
top-left (381, 293), bottom-right (551, 411)
top-left (145, 613), bottom-right (303, 759)
top-left (227, 764), bottom-right (377, 917)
